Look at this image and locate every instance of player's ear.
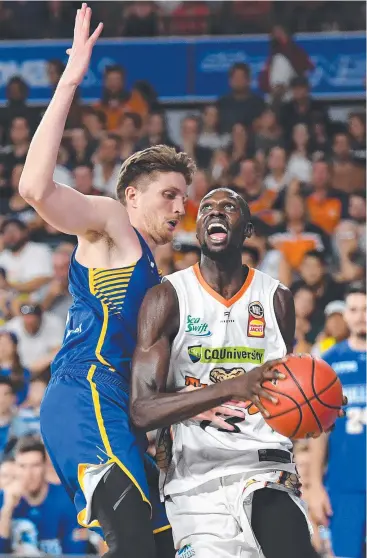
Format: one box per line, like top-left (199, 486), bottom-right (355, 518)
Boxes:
top-left (244, 222), bottom-right (254, 240)
top-left (124, 185), bottom-right (139, 209)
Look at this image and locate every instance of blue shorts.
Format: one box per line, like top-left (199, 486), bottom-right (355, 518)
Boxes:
top-left (328, 489), bottom-right (366, 558)
top-left (40, 365), bottom-right (170, 535)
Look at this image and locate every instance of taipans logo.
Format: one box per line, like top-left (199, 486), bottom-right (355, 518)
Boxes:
top-left (185, 315), bottom-right (212, 337)
top-left (187, 345), bottom-right (264, 364)
top-left (209, 366), bottom-right (259, 415)
top-left (247, 301), bottom-right (266, 338)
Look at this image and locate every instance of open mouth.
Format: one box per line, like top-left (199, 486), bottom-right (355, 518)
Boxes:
top-left (167, 219), bottom-right (179, 231)
top-left (207, 221), bottom-right (228, 243)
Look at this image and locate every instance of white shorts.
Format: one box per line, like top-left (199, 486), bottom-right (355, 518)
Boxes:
top-left (165, 470), bottom-right (311, 558)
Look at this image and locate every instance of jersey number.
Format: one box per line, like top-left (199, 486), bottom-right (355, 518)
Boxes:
top-left (346, 407), bottom-right (367, 435)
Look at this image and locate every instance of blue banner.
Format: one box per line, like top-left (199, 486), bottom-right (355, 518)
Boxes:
top-left (0, 33), bottom-right (365, 104)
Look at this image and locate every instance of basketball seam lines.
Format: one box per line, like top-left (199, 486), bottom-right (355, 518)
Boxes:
top-left (310, 358), bottom-right (341, 409)
top-left (265, 374), bottom-right (338, 420)
top-left (263, 383), bottom-right (303, 439)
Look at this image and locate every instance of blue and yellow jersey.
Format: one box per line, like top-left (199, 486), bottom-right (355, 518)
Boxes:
top-left (53, 230), bottom-right (160, 384)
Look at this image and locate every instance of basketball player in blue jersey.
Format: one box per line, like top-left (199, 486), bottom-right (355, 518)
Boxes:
top-left (19, 5), bottom-right (195, 557)
top-left (308, 285), bottom-right (366, 558)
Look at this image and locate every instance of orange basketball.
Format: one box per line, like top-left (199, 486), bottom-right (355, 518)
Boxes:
top-left (260, 354), bottom-right (343, 439)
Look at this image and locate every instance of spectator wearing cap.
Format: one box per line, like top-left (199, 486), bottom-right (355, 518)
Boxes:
top-left (217, 63), bottom-right (265, 135)
top-left (305, 159), bottom-right (349, 235)
top-left (5, 304), bottom-right (64, 376)
top-left (180, 116), bottom-right (213, 170)
top-left (92, 134), bottom-right (121, 197)
top-left (279, 76), bottom-right (330, 144)
top-left (94, 65), bottom-right (148, 132)
top-left (291, 250), bottom-right (345, 312)
top-left (0, 219), bottom-right (53, 297)
top-left (0, 331), bottom-right (30, 406)
top-left (312, 301), bottom-right (349, 357)
top-left (0, 436), bottom-right (88, 555)
top-left (37, 247), bottom-right (73, 323)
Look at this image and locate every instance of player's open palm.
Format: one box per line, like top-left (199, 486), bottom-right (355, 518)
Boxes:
top-left (62, 3), bottom-right (103, 87)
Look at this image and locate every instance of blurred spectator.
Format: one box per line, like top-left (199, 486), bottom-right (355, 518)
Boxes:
top-left (264, 146), bottom-right (288, 192)
top-left (5, 304), bottom-right (64, 376)
top-left (94, 65), bottom-right (149, 131)
top-left (333, 220), bottom-right (365, 284)
top-left (330, 132), bottom-right (356, 194)
top-left (241, 246), bottom-right (260, 269)
top-left (226, 123), bottom-right (254, 175)
top-left (0, 268), bottom-right (15, 325)
top-left (1, 117), bottom-right (31, 179)
top-left (210, 149), bottom-right (231, 186)
top-left (312, 300), bottom-right (349, 356)
top-left (233, 159), bottom-right (280, 226)
top-left (348, 192), bottom-right (366, 251)
top-left (67, 127), bottom-right (97, 170)
top-left (286, 123), bottom-right (312, 182)
top-left (39, 247), bottom-right (73, 323)
top-left (305, 160), bottom-right (348, 235)
top-left (259, 24), bottom-right (314, 104)
top-left (0, 77), bottom-right (35, 145)
top-left (123, 1), bottom-right (158, 37)
top-left (198, 105), bottom-right (230, 151)
top-left (309, 119), bottom-right (331, 160)
top-left (348, 111), bottom-right (366, 191)
top-left (46, 59), bottom-right (65, 90)
top-left (46, 60), bottom-right (82, 129)
top-left (254, 108), bottom-right (283, 157)
top-left (170, 1), bottom-right (209, 35)
top-left (43, 0), bottom-right (73, 38)
top-left (291, 250), bottom-right (345, 312)
top-left (180, 116), bottom-right (213, 169)
top-left (0, 378), bottom-right (16, 461)
top-left (217, 63), bottom-right (265, 134)
top-left (11, 377), bottom-right (48, 439)
top-left (0, 331), bottom-right (30, 406)
top-left (81, 107), bottom-right (106, 142)
top-left (245, 219), bottom-right (282, 279)
top-left (3, 164), bottom-right (44, 233)
top-left (0, 219), bottom-right (53, 297)
top-left (136, 111), bottom-right (177, 151)
top-left (73, 165), bottom-right (101, 196)
top-left (93, 134), bottom-right (121, 197)
top-left (294, 286), bottom-right (317, 352)
top-left (177, 169), bottom-right (210, 242)
top-left (269, 194), bottom-right (330, 278)
top-left (117, 112), bottom-right (142, 160)
top-left (280, 77), bottom-right (329, 144)
top-left (0, 435), bottom-right (88, 555)
top-left (53, 146), bottom-right (74, 187)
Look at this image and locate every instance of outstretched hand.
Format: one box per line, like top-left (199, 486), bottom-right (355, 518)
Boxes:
top-left (62, 3), bottom-right (103, 87)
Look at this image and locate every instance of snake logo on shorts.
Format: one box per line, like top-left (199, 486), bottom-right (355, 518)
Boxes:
top-left (177, 544), bottom-right (195, 557)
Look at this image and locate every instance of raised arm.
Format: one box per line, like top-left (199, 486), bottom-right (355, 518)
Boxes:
top-left (130, 281), bottom-right (286, 431)
top-left (273, 283), bottom-right (296, 354)
top-left (19, 5), bottom-right (124, 237)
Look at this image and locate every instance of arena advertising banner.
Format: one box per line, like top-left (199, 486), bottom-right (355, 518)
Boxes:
top-left (0, 32), bottom-right (364, 104)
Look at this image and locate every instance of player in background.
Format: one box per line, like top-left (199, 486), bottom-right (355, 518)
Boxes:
top-left (131, 188), bottom-right (345, 558)
top-left (308, 285), bottom-right (366, 558)
top-left (19, 4), bottom-right (195, 558)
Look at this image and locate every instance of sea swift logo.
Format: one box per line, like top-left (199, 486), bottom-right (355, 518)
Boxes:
top-left (188, 345), bottom-right (264, 364)
top-left (185, 315), bottom-right (212, 337)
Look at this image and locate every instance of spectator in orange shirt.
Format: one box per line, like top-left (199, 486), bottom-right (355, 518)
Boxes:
top-left (305, 159), bottom-right (349, 235)
top-left (94, 65), bottom-right (148, 132)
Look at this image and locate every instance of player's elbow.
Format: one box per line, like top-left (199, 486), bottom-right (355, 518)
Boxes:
top-left (130, 399), bottom-right (153, 431)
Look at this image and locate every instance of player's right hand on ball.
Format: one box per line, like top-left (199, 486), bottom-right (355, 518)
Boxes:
top-left (62, 3), bottom-right (103, 87)
top-left (231, 358), bottom-right (287, 417)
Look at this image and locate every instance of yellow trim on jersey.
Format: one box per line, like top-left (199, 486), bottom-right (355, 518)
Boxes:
top-left (76, 366), bottom-right (152, 528)
top-left (88, 269), bottom-right (115, 371)
top-left (153, 525), bottom-right (172, 535)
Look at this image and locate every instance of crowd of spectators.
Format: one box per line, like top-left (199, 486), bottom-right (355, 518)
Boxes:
top-left (0, 0), bottom-right (365, 39)
top-left (0, 5), bottom-right (365, 554)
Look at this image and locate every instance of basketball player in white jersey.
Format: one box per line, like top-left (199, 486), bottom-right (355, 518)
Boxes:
top-left (131, 188), bottom-right (329, 558)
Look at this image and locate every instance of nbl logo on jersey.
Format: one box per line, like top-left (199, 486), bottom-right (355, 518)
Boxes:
top-left (247, 301), bottom-right (266, 338)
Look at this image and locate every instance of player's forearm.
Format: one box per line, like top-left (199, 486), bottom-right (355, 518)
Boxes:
top-left (308, 434), bottom-right (328, 488)
top-left (19, 82), bottom-right (77, 202)
top-left (131, 380), bottom-right (233, 431)
top-left (10, 276), bottom-right (51, 294)
top-left (0, 507), bottom-right (13, 539)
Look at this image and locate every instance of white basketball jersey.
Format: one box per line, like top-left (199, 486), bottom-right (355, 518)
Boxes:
top-left (162, 264), bottom-right (295, 496)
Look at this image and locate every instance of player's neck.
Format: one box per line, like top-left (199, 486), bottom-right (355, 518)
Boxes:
top-left (25, 482), bottom-right (49, 506)
top-left (348, 335), bottom-right (367, 351)
top-left (199, 254), bottom-right (249, 300)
